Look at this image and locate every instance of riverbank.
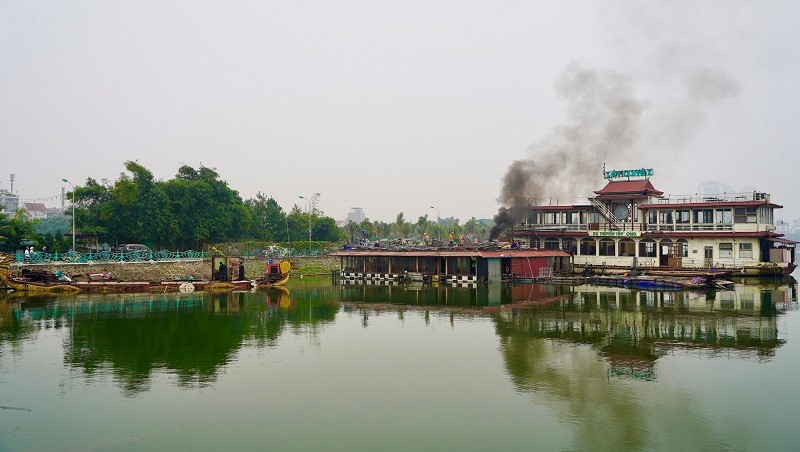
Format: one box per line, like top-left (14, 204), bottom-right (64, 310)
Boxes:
top-left (10, 256), bottom-right (339, 281)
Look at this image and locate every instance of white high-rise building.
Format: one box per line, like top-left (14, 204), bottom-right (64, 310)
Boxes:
top-left (0, 189), bottom-right (19, 217)
top-left (346, 207), bottom-right (366, 224)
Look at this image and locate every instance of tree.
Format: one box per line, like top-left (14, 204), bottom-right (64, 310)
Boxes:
top-left (0, 210), bottom-right (37, 252)
top-left (344, 220), bottom-right (361, 241)
top-left (359, 219), bottom-right (375, 239)
top-left (311, 217), bottom-right (342, 242)
top-left (245, 193), bottom-right (286, 241)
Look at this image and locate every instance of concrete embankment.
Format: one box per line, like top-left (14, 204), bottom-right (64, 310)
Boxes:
top-left (12, 256), bottom-right (340, 281)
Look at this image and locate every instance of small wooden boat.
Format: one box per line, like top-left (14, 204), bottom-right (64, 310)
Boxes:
top-left (254, 260), bottom-right (290, 288)
top-left (2, 276), bottom-right (81, 294)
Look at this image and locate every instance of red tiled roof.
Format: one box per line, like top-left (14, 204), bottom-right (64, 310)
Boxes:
top-left (594, 180), bottom-right (663, 196)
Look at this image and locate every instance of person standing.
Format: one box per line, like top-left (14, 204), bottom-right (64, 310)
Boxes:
top-left (218, 261), bottom-right (228, 281)
top-left (238, 260), bottom-right (245, 281)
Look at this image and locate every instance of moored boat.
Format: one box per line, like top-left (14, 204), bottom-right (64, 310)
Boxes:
top-left (506, 167), bottom-right (797, 277)
top-left (254, 259), bottom-right (291, 288)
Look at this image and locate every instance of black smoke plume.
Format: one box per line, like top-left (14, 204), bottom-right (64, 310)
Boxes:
top-left (490, 63), bottom-right (739, 240)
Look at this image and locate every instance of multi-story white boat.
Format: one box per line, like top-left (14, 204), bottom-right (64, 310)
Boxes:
top-left (509, 168), bottom-right (797, 276)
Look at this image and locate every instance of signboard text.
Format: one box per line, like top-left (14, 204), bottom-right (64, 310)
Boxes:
top-left (604, 168), bottom-right (653, 179)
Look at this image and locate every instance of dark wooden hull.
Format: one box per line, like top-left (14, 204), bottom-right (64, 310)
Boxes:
top-left (254, 273), bottom-right (289, 288)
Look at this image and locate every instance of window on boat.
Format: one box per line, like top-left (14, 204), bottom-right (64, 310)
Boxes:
top-left (719, 243), bottom-right (733, 259)
top-left (544, 237), bottom-right (560, 250)
top-left (563, 238), bottom-right (578, 254)
top-left (639, 239), bottom-right (657, 257)
top-left (734, 207), bottom-right (757, 224)
top-left (739, 243), bottom-right (753, 259)
top-left (677, 239), bottom-right (689, 257)
top-left (580, 238), bottom-right (596, 256)
top-left (647, 210), bottom-right (658, 225)
top-left (619, 239), bottom-right (636, 256)
top-left (716, 209), bottom-right (732, 224)
top-left (565, 211), bottom-right (579, 224)
top-left (598, 238), bottom-right (615, 256)
top-left (693, 209), bottom-right (714, 224)
top-left (759, 208), bottom-right (773, 225)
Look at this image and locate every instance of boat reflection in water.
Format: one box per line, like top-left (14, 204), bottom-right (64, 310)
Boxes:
top-left (496, 281), bottom-right (795, 382)
top-left (336, 279), bottom-right (795, 379)
top-left (0, 279), bottom-right (795, 394)
top-left (0, 287), bottom-right (340, 396)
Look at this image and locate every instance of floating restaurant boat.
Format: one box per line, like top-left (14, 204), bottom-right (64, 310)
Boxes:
top-left (506, 167), bottom-right (797, 277)
top-left (329, 247), bottom-right (572, 283)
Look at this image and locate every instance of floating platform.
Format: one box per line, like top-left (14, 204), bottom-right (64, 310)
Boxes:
top-left (591, 275), bottom-right (734, 291)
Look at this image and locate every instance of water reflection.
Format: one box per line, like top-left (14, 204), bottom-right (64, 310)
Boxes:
top-left (497, 283), bottom-right (793, 383)
top-left (337, 280), bottom-right (572, 307)
top-left (0, 288), bottom-right (338, 395)
top-left (0, 280), bottom-right (795, 400)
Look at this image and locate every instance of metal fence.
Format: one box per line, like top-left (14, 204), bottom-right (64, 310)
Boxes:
top-left (15, 249), bottom-right (206, 264)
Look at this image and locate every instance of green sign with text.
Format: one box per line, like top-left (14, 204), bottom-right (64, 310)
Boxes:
top-left (604, 168), bottom-right (653, 179)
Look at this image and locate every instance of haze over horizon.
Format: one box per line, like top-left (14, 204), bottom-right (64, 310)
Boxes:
top-left (3, 1), bottom-right (799, 222)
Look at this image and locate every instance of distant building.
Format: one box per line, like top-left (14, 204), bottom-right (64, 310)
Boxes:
top-left (23, 202), bottom-right (48, 220)
top-left (45, 207), bottom-right (64, 218)
top-left (0, 189), bottom-right (20, 217)
top-left (775, 220), bottom-right (791, 234)
top-left (346, 207), bottom-right (366, 224)
top-left (697, 181), bottom-right (736, 195)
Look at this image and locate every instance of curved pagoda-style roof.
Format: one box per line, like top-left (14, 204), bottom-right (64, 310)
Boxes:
top-left (594, 180), bottom-right (663, 197)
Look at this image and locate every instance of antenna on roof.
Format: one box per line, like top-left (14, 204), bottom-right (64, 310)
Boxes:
top-left (9, 173), bottom-right (14, 195)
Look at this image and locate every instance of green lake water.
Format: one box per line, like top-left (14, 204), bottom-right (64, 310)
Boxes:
top-left (1, 277), bottom-right (799, 451)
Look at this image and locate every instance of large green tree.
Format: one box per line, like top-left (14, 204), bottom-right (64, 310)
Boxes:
top-left (245, 193), bottom-right (286, 242)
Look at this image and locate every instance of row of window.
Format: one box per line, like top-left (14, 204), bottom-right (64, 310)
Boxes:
top-left (530, 238), bottom-right (755, 259)
top-left (527, 207), bottom-right (773, 225)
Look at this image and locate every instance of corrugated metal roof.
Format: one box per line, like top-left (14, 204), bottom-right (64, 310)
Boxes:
top-left (769, 237), bottom-right (797, 245)
top-left (328, 249), bottom-right (570, 258)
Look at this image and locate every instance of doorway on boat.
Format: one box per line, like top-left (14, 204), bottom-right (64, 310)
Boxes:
top-left (703, 246), bottom-right (713, 267)
top-left (659, 241), bottom-right (685, 268)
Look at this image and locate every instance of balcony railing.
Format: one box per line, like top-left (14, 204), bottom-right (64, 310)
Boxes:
top-left (516, 222), bottom-right (738, 232)
top-left (15, 249), bottom-right (206, 264)
top-left (650, 192), bottom-right (770, 205)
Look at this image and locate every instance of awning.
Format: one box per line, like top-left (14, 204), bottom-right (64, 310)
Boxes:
top-left (768, 237), bottom-right (797, 246)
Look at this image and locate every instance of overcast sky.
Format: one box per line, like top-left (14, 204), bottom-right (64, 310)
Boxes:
top-left (2, 1), bottom-right (799, 222)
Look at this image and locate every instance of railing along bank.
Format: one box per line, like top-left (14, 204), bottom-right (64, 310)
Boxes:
top-left (15, 250), bottom-right (206, 264)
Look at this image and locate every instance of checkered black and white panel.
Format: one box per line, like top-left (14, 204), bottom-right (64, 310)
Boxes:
top-left (447, 275), bottom-right (478, 282)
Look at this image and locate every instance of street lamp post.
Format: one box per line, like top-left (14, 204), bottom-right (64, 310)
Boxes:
top-left (299, 195), bottom-right (311, 242)
top-left (429, 205), bottom-right (440, 221)
top-left (429, 205), bottom-right (441, 238)
top-left (62, 178), bottom-right (76, 256)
